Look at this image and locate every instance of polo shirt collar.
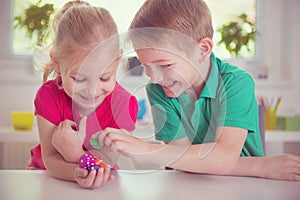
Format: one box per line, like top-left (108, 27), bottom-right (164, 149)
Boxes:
top-left (200, 52), bottom-right (219, 99)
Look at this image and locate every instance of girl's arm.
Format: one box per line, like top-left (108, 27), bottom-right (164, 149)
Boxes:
top-left (36, 115), bottom-right (82, 181)
top-left (37, 115), bottom-right (115, 188)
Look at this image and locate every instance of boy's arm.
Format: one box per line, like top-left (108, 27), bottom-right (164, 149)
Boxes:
top-left (99, 127), bottom-right (300, 180)
top-left (229, 154), bottom-right (300, 180)
top-left (98, 126), bottom-right (247, 175)
top-left (160, 126), bottom-right (247, 174)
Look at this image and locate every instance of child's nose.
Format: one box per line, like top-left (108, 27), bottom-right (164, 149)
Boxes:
top-left (86, 81), bottom-right (100, 94)
top-left (149, 68), bottom-right (163, 84)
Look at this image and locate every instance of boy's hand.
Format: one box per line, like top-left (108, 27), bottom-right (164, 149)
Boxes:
top-left (74, 166), bottom-right (115, 189)
top-left (92, 128), bottom-right (153, 163)
top-left (259, 154), bottom-right (300, 181)
top-left (51, 118), bottom-right (86, 162)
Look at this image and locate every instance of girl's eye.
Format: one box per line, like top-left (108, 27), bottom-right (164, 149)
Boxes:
top-left (71, 77), bottom-right (86, 83)
top-left (100, 76), bottom-right (111, 82)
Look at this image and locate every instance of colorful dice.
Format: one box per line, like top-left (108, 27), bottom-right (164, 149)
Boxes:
top-left (78, 153), bottom-right (106, 172)
top-left (90, 138), bottom-right (103, 149)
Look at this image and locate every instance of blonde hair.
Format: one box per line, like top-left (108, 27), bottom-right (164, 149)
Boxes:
top-left (42, 0), bottom-right (118, 83)
top-left (128, 0), bottom-right (213, 51)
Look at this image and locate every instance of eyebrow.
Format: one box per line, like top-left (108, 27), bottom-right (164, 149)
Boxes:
top-left (101, 71), bottom-right (114, 76)
top-left (143, 59), bottom-right (172, 65)
top-left (71, 71), bottom-right (114, 77)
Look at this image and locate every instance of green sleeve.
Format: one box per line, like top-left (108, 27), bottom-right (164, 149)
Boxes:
top-left (216, 71), bottom-right (264, 156)
top-left (217, 71), bottom-right (258, 132)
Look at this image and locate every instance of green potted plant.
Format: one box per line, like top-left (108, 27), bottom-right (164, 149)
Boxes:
top-left (14, 0), bottom-right (54, 46)
top-left (217, 13), bottom-right (256, 57)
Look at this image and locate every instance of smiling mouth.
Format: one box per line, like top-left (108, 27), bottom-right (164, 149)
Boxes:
top-left (162, 81), bottom-right (175, 88)
top-left (79, 94), bottom-right (102, 103)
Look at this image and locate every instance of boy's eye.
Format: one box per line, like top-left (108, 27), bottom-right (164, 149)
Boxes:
top-left (160, 64), bottom-right (172, 68)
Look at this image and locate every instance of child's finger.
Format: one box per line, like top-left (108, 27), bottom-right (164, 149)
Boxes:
top-left (78, 117), bottom-right (87, 141)
top-left (92, 168), bottom-right (105, 187)
top-left (102, 166), bottom-right (112, 184)
top-left (84, 170), bottom-right (97, 188)
top-left (90, 130), bottom-right (107, 147)
top-left (58, 119), bottom-right (77, 133)
top-left (98, 129), bottom-right (112, 146)
top-left (74, 167), bottom-right (88, 178)
top-left (76, 169), bottom-right (97, 188)
top-left (110, 140), bottom-right (121, 152)
top-left (91, 131), bottom-right (104, 147)
top-left (91, 132), bottom-right (100, 139)
top-left (108, 174), bottom-right (115, 181)
top-left (111, 141), bottom-right (131, 156)
top-left (105, 130), bottom-right (132, 144)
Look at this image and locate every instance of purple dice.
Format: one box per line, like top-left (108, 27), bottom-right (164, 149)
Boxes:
top-left (87, 165), bottom-right (101, 171)
top-left (78, 153), bottom-right (96, 170)
top-left (78, 153), bottom-right (107, 172)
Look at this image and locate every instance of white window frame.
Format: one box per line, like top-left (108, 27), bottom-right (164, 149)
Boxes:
top-left (0, 0), bottom-right (295, 87)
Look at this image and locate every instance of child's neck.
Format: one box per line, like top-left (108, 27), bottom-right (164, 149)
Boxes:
top-left (188, 58), bottom-right (212, 102)
top-left (75, 105), bottom-right (95, 117)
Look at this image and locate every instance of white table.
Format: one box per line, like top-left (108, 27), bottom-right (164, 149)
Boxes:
top-left (0, 170), bottom-right (299, 200)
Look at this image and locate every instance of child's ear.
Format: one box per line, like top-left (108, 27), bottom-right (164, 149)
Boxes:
top-left (116, 49), bottom-right (123, 63)
top-left (198, 37), bottom-right (213, 61)
top-left (50, 52), bottom-right (60, 73)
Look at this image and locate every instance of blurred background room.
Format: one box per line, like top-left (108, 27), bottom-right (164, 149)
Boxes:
top-left (0, 0), bottom-right (299, 169)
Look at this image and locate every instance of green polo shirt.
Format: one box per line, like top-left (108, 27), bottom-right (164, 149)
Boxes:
top-left (146, 53), bottom-right (264, 156)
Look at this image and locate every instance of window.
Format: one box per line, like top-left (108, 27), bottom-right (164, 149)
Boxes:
top-left (12, 0), bottom-right (256, 59)
top-left (13, 0), bottom-right (55, 55)
top-left (207, 0), bottom-right (256, 59)
top-left (12, 0), bottom-right (146, 55)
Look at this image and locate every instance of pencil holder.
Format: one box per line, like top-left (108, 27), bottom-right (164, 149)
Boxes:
top-left (264, 109), bottom-right (277, 130)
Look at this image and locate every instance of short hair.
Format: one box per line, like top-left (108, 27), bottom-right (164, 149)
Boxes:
top-left (130, 0), bottom-right (213, 41)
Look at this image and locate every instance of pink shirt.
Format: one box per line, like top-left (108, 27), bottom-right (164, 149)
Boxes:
top-left (29, 79), bottom-right (138, 169)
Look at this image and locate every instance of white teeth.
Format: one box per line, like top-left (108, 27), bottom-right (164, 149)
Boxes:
top-left (164, 82), bottom-right (174, 87)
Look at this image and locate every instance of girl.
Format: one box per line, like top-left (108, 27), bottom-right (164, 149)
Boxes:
top-left (95, 0), bottom-right (300, 181)
top-left (27, 1), bottom-right (138, 189)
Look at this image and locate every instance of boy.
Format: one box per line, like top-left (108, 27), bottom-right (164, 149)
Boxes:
top-left (95, 0), bottom-right (300, 180)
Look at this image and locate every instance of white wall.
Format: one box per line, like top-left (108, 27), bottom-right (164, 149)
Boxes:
top-left (0, 0), bottom-right (300, 127)
top-left (255, 0), bottom-right (300, 116)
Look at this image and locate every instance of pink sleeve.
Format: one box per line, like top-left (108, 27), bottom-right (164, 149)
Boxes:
top-left (34, 82), bottom-right (62, 126)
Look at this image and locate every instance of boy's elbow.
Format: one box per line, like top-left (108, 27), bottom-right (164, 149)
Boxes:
top-left (217, 160), bottom-right (237, 175)
top-left (216, 154), bottom-right (239, 175)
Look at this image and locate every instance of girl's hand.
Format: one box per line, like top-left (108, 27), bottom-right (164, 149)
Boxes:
top-left (259, 154), bottom-right (300, 181)
top-left (92, 128), bottom-right (153, 163)
top-left (74, 166), bottom-right (115, 189)
top-left (51, 118), bottom-right (86, 162)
